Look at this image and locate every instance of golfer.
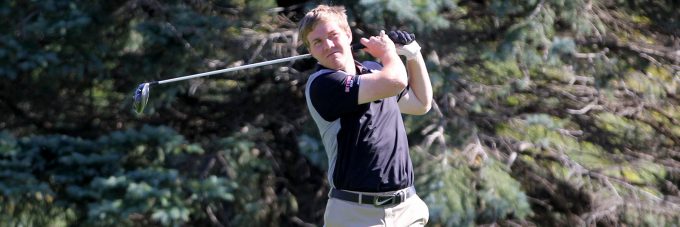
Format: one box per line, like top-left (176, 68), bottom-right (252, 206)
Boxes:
top-left (299, 4), bottom-right (433, 226)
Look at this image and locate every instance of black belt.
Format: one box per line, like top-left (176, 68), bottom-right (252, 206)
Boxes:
top-left (329, 186), bottom-right (416, 207)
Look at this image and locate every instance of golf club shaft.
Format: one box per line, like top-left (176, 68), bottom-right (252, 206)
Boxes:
top-left (148, 42), bottom-right (368, 86)
top-left (153, 54), bottom-right (312, 85)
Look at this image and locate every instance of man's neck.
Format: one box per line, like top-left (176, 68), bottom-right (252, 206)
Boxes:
top-left (317, 58), bottom-right (359, 75)
top-left (343, 58), bottom-right (357, 75)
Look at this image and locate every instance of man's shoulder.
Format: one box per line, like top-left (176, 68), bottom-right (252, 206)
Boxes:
top-left (308, 69), bottom-right (346, 85)
top-left (360, 61), bottom-right (383, 71)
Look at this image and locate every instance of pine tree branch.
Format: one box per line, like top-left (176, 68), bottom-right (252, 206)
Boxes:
top-left (576, 36), bottom-right (679, 64)
top-left (206, 206), bottom-right (225, 227)
top-left (628, 114), bottom-right (680, 146)
top-left (0, 93), bottom-right (48, 131)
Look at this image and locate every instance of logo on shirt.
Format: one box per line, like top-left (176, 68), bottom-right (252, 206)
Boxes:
top-left (345, 75), bottom-right (354, 93)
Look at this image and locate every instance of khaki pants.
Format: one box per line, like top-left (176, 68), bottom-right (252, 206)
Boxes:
top-left (324, 193), bottom-right (429, 227)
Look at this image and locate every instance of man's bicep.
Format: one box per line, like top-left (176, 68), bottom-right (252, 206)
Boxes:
top-left (358, 72), bottom-right (407, 104)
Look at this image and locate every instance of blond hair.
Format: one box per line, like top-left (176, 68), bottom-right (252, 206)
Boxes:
top-left (298, 5), bottom-right (350, 48)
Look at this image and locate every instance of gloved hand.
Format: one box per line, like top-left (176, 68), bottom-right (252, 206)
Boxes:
top-left (388, 30), bottom-right (421, 60)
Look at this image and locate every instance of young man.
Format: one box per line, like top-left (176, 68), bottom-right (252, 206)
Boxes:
top-left (298, 5), bottom-right (433, 226)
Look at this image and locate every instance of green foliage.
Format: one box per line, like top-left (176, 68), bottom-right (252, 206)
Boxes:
top-left (0, 126), bottom-right (234, 226)
top-left (214, 125), bottom-right (295, 226)
top-left (477, 162), bottom-right (532, 222)
top-left (420, 161), bottom-right (477, 226)
top-left (495, 112), bottom-right (678, 225)
top-left (356, 0), bottom-right (455, 32)
top-left (416, 152), bottom-right (532, 226)
top-left (594, 112), bottom-right (655, 149)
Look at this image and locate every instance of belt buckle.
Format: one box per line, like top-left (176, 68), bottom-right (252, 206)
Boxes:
top-left (372, 191), bottom-right (403, 207)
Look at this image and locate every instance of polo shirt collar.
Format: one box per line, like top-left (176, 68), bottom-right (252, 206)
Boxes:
top-left (314, 61), bottom-right (370, 75)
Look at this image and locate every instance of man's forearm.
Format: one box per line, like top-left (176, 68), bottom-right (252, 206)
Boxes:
top-left (406, 53), bottom-right (432, 110)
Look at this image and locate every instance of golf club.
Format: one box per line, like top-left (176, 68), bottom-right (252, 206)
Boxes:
top-left (133, 33), bottom-right (412, 114)
top-left (133, 53), bottom-right (313, 114)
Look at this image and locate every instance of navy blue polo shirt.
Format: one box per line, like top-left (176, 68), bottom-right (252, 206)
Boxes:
top-left (304, 61), bottom-right (413, 192)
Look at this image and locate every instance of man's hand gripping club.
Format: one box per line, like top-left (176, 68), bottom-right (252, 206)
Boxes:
top-left (359, 30), bottom-right (400, 61)
top-left (356, 30), bottom-right (409, 104)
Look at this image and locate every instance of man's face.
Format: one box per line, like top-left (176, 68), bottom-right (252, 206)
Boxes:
top-left (306, 20), bottom-right (352, 71)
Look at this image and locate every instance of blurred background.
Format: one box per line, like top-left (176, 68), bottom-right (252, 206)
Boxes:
top-left (1, 0), bottom-right (679, 226)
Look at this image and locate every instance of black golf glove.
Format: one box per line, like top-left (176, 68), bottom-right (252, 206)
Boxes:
top-left (388, 30), bottom-right (416, 45)
top-left (389, 30), bottom-right (420, 60)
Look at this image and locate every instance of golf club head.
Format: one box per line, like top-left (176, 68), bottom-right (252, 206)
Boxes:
top-left (133, 83), bottom-right (150, 114)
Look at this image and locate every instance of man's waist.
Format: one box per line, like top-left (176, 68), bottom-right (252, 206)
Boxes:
top-left (329, 186), bottom-right (416, 207)
top-left (330, 170), bottom-right (413, 194)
